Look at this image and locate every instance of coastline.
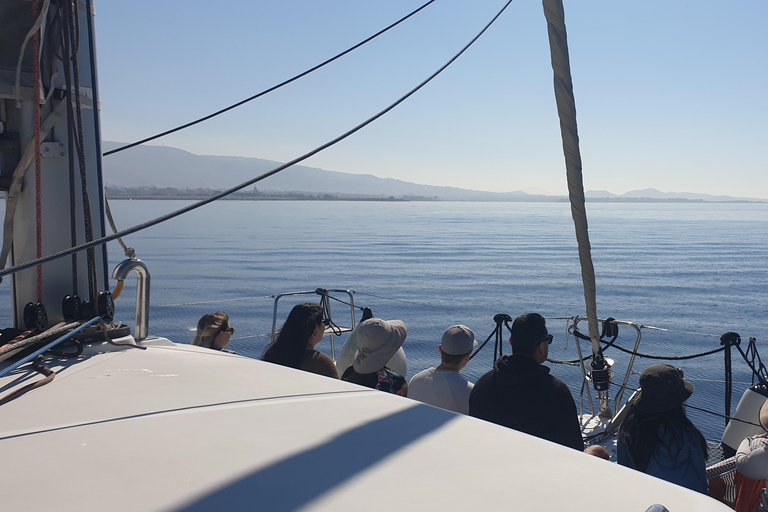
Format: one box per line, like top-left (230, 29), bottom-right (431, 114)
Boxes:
top-left (105, 193), bottom-right (765, 204)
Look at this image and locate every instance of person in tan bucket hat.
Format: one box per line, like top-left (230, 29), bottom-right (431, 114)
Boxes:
top-left (341, 318), bottom-right (408, 396)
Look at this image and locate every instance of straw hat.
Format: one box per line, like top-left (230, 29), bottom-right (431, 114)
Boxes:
top-left (353, 318), bottom-right (407, 374)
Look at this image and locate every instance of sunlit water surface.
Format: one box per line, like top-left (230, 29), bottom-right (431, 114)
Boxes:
top-left (3, 200), bottom-right (767, 441)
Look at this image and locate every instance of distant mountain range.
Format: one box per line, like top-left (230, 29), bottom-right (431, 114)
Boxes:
top-left (102, 142), bottom-right (764, 203)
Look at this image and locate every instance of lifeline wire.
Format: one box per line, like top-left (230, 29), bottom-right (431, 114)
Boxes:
top-left (103, 0), bottom-right (436, 157)
top-left (609, 381), bottom-right (761, 429)
top-left (154, 295), bottom-right (274, 307)
top-left (320, 291), bottom-right (364, 313)
top-left (355, 291), bottom-right (496, 320)
top-left (548, 343), bottom-right (723, 365)
top-left (0, 0), bottom-right (515, 279)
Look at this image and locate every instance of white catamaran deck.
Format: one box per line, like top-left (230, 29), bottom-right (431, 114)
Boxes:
top-left (1, 337), bottom-right (730, 511)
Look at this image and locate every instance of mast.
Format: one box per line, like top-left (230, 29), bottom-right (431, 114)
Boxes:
top-left (542, 0), bottom-right (612, 415)
top-left (0, 0), bottom-right (108, 328)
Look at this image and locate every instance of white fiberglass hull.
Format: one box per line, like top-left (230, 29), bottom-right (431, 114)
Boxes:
top-left (1, 337), bottom-right (729, 511)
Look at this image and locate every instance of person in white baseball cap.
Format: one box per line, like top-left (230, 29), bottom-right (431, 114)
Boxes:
top-left (340, 318), bottom-right (408, 396)
top-left (408, 325), bottom-right (477, 414)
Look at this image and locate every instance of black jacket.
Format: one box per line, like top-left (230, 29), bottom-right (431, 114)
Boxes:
top-left (469, 354), bottom-right (584, 451)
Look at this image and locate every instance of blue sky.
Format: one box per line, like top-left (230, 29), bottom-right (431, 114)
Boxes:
top-left (96, 1), bottom-right (767, 199)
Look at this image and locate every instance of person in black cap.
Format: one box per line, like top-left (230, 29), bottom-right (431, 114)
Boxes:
top-left (469, 313), bottom-right (583, 450)
top-left (617, 363), bottom-right (708, 493)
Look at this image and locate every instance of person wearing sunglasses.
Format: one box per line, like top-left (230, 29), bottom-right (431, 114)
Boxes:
top-left (192, 311), bottom-right (236, 354)
top-left (469, 313), bottom-right (584, 451)
top-left (262, 303), bottom-right (339, 379)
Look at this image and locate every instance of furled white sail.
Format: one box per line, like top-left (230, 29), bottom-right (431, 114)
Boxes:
top-left (542, 0), bottom-right (600, 355)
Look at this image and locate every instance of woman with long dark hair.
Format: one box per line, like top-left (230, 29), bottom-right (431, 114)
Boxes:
top-left (262, 303), bottom-right (339, 378)
top-left (618, 364), bottom-right (708, 493)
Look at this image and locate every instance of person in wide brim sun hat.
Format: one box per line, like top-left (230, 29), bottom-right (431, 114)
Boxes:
top-left (353, 318), bottom-right (408, 374)
top-left (617, 363), bottom-right (708, 494)
top-left (632, 363), bottom-right (695, 413)
top-left (341, 318), bottom-right (409, 396)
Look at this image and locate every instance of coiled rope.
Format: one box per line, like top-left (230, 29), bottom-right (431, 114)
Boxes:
top-left (0, 317), bottom-right (100, 380)
top-left (0, 358), bottom-right (55, 406)
top-left (0, 316), bottom-right (147, 406)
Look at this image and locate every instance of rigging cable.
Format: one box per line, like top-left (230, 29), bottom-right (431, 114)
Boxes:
top-left (0, 0), bottom-right (516, 279)
top-left (66, 0), bottom-right (99, 304)
top-left (316, 289), bottom-right (344, 337)
top-left (312, 289), bottom-right (364, 313)
top-left (33, 0), bottom-right (43, 302)
top-left (84, 0), bottom-right (110, 291)
top-left (59, 0), bottom-right (80, 295)
top-left (105, 199), bottom-right (135, 259)
top-left (103, 0), bottom-right (436, 157)
top-left (469, 313), bottom-right (512, 362)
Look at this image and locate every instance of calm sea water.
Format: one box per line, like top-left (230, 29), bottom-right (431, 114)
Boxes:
top-left (4, 199), bottom-right (768, 440)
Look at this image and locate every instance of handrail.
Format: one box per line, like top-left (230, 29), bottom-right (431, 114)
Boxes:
top-left (112, 258), bottom-right (151, 341)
